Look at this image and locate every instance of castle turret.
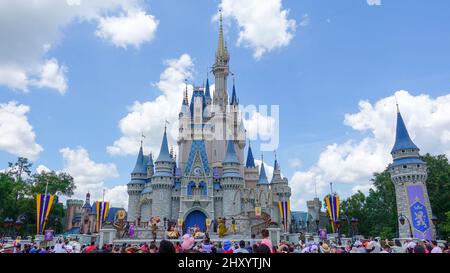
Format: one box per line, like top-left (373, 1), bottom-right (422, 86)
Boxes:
top-left (244, 143), bottom-right (258, 188)
top-left (388, 104), bottom-right (435, 239)
top-left (221, 140), bottom-right (244, 217)
top-left (270, 154), bottom-right (291, 225)
top-left (127, 144), bottom-right (146, 223)
top-left (151, 128), bottom-right (175, 220)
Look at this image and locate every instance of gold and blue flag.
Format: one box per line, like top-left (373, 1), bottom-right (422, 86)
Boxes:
top-left (95, 201), bottom-right (109, 231)
top-left (278, 199), bottom-right (290, 233)
top-left (324, 194), bottom-right (340, 233)
top-left (36, 193), bottom-right (55, 234)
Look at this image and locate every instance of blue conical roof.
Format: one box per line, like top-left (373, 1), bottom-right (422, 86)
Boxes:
top-left (156, 129), bottom-right (173, 163)
top-left (205, 78), bottom-right (211, 99)
top-left (224, 140), bottom-right (240, 164)
top-left (230, 83), bottom-right (238, 105)
top-left (258, 161), bottom-right (269, 185)
top-left (246, 145), bottom-right (256, 168)
top-left (391, 111), bottom-right (419, 153)
top-left (132, 146), bottom-right (147, 174)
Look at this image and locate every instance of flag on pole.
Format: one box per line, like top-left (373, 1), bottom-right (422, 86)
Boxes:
top-left (324, 194), bottom-right (340, 233)
top-left (95, 201), bottom-right (109, 231)
top-left (278, 200), bottom-right (290, 233)
top-left (36, 193), bottom-right (55, 234)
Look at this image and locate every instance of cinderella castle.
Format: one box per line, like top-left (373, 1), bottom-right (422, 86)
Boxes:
top-left (126, 14), bottom-right (291, 236)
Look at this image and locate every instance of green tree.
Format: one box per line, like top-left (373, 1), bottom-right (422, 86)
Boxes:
top-left (341, 154), bottom-right (450, 240)
top-left (0, 157), bottom-right (76, 236)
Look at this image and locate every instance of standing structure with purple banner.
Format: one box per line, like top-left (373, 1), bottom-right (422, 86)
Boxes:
top-left (388, 104), bottom-right (435, 240)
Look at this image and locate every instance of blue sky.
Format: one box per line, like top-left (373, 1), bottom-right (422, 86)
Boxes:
top-left (1, 0), bottom-right (450, 210)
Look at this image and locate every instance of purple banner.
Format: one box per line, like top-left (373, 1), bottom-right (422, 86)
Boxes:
top-left (407, 185), bottom-right (432, 240)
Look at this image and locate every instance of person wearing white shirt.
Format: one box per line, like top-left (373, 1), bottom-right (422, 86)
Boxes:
top-left (430, 241), bottom-right (442, 253)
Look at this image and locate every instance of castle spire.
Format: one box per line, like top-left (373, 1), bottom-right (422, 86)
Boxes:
top-left (258, 155), bottom-right (269, 185)
top-left (391, 103), bottom-right (418, 154)
top-left (216, 9), bottom-right (228, 62)
top-left (245, 141), bottom-right (256, 168)
top-left (156, 126), bottom-right (173, 163)
top-left (132, 144), bottom-right (147, 174)
top-left (230, 75), bottom-right (238, 105)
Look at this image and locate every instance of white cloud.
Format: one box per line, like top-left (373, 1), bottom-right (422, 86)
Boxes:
top-left (96, 9), bottom-right (159, 49)
top-left (290, 90), bottom-right (450, 210)
top-left (104, 185), bottom-right (128, 209)
top-left (36, 164), bottom-right (51, 174)
top-left (288, 158), bottom-right (302, 169)
top-left (218, 0), bottom-right (296, 59)
top-left (0, 101), bottom-right (43, 160)
top-left (107, 54), bottom-right (194, 156)
top-left (367, 0), bottom-right (382, 6)
top-left (243, 110), bottom-right (277, 143)
top-left (60, 147), bottom-right (126, 207)
top-left (299, 14), bottom-right (310, 27)
top-left (0, 0), bottom-right (158, 93)
top-left (33, 58), bottom-right (68, 94)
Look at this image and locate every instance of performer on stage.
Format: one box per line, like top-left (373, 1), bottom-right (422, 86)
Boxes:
top-left (231, 217), bottom-right (237, 234)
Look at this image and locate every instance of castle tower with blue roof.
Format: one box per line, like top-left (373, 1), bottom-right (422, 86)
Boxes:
top-left (388, 104), bottom-right (435, 240)
top-left (126, 12), bottom-right (291, 236)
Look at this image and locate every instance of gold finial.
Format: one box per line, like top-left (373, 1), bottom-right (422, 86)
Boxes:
top-left (274, 150), bottom-right (277, 161)
top-left (184, 79), bottom-right (189, 105)
top-left (261, 153), bottom-right (264, 163)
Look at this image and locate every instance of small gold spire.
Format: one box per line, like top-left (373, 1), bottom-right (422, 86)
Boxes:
top-left (217, 8), bottom-right (227, 61)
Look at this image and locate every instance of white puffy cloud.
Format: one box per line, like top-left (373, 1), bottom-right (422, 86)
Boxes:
top-left (33, 58), bottom-right (68, 94)
top-left (107, 54), bottom-right (194, 156)
top-left (60, 147), bottom-right (127, 207)
top-left (96, 9), bottom-right (159, 49)
top-left (104, 185), bottom-right (129, 209)
top-left (290, 90), bottom-right (450, 210)
top-left (36, 164), bottom-right (51, 174)
top-left (0, 0), bottom-right (158, 93)
top-left (218, 0), bottom-right (296, 59)
top-left (367, 0), bottom-right (382, 6)
top-left (0, 101), bottom-right (43, 160)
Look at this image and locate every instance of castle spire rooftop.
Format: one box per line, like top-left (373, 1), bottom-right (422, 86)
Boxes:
top-left (132, 145), bottom-right (147, 174)
top-left (156, 127), bottom-right (173, 163)
top-left (391, 109), bottom-right (419, 154)
top-left (258, 157), bottom-right (269, 185)
top-left (245, 142), bottom-right (256, 168)
top-left (224, 139), bottom-right (240, 164)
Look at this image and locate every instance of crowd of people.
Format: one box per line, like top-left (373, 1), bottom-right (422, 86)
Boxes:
top-left (0, 229), bottom-right (448, 254)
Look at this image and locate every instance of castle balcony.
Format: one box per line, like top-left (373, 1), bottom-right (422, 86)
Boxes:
top-left (182, 194), bottom-right (211, 207)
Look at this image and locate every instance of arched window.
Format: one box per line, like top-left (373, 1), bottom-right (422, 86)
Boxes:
top-left (187, 182), bottom-right (195, 196)
top-left (199, 182), bottom-right (207, 196)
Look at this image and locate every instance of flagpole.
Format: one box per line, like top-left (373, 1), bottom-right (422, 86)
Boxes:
top-left (100, 189), bottom-right (105, 231)
top-left (40, 178), bottom-right (49, 234)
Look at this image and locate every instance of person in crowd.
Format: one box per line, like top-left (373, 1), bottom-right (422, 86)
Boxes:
top-left (260, 229), bottom-right (274, 253)
top-left (234, 240), bottom-right (249, 253)
top-left (431, 240), bottom-right (443, 253)
top-left (158, 240), bottom-right (176, 253)
top-left (85, 241), bottom-right (96, 253)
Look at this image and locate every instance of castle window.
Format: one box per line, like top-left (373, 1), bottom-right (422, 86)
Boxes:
top-left (403, 165), bottom-right (407, 169)
top-left (402, 150), bottom-right (405, 153)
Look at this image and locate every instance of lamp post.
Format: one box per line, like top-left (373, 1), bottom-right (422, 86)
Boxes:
top-left (306, 220), bottom-right (310, 233)
top-left (431, 215), bottom-right (439, 240)
top-left (398, 214), bottom-right (413, 238)
top-left (315, 218), bottom-right (320, 234)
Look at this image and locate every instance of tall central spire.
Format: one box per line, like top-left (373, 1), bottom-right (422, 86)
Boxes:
top-left (216, 9), bottom-right (228, 62)
top-left (213, 9), bottom-right (230, 111)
